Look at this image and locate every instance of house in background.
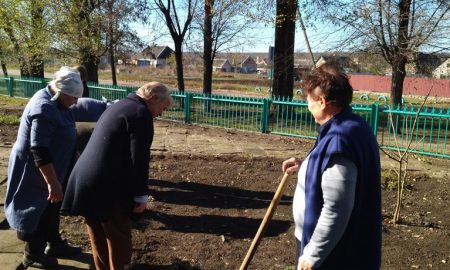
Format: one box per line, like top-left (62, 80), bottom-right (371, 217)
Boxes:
top-left (136, 59), bottom-right (151, 67)
top-left (314, 54), bottom-right (360, 72)
top-left (132, 45), bottom-right (174, 68)
top-left (213, 59), bottom-right (233, 72)
top-left (412, 53), bottom-right (450, 79)
top-left (433, 57), bottom-right (450, 79)
top-left (239, 56), bottom-right (257, 73)
top-left (256, 57), bottom-right (272, 74)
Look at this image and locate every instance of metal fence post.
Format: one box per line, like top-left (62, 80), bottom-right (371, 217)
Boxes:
top-left (184, 92), bottom-right (191, 124)
top-left (41, 78), bottom-right (47, 88)
top-left (371, 103), bottom-right (379, 136)
top-left (261, 98), bottom-right (269, 133)
top-left (7, 77), bottom-right (14, 97)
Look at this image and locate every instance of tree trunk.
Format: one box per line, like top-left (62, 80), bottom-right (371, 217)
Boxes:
top-left (81, 52), bottom-right (100, 83)
top-left (30, 54), bottom-right (44, 78)
top-left (109, 47), bottom-right (117, 86)
top-left (203, 0), bottom-right (213, 95)
top-left (272, 0), bottom-right (297, 99)
top-left (20, 60), bottom-right (31, 77)
top-left (29, 0), bottom-right (44, 78)
top-left (107, 2), bottom-right (117, 86)
top-left (19, 56), bottom-right (43, 78)
top-left (174, 41), bottom-right (185, 92)
top-left (390, 57), bottom-right (407, 106)
top-left (0, 60), bottom-right (7, 76)
top-left (389, 0), bottom-right (411, 106)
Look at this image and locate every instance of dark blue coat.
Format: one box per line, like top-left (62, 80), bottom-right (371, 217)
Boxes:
top-left (62, 93), bottom-right (153, 220)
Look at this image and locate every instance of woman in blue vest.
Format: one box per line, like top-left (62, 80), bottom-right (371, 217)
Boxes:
top-left (282, 62), bottom-right (381, 270)
top-left (5, 67), bottom-right (84, 269)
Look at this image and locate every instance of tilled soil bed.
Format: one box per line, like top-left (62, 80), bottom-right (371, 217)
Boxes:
top-left (61, 150), bottom-right (450, 270)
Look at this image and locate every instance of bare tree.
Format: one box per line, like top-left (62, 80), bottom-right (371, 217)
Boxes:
top-left (191, 0), bottom-right (258, 94)
top-left (104, 0), bottom-right (144, 85)
top-left (203, 0), bottom-right (213, 95)
top-left (106, 0), bottom-right (119, 85)
top-left (381, 88), bottom-right (432, 224)
top-left (154, 0), bottom-right (199, 92)
top-left (301, 0), bottom-right (450, 105)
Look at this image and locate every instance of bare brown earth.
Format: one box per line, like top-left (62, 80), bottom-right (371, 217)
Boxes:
top-left (1, 105), bottom-right (449, 270)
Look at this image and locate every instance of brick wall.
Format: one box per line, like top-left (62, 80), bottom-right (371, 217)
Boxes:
top-left (349, 75), bottom-right (450, 97)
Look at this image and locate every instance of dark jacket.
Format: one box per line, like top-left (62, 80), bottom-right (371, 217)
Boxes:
top-left (302, 106), bottom-right (381, 269)
top-left (62, 93), bottom-right (153, 220)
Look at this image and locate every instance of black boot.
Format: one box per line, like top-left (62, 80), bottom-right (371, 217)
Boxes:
top-left (45, 238), bottom-right (81, 258)
top-left (23, 242), bottom-right (59, 269)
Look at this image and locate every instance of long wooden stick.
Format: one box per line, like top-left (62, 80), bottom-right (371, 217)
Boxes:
top-left (239, 173), bottom-right (291, 270)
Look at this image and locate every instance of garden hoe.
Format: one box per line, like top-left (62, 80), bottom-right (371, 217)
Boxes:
top-left (239, 172), bottom-right (291, 270)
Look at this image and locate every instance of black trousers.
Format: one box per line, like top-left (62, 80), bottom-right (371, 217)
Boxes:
top-left (17, 202), bottom-right (61, 254)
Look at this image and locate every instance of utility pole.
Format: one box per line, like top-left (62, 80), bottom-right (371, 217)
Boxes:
top-left (298, 7), bottom-right (315, 68)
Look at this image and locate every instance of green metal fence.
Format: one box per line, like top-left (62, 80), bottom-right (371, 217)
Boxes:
top-left (0, 76), bottom-right (47, 98)
top-left (87, 82), bottom-right (137, 100)
top-left (0, 77), bottom-right (136, 100)
top-left (165, 92), bottom-right (268, 132)
top-left (378, 105), bottom-right (450, 158)
top-left (269, 98), bottom-right (377, 140)
top-left (270, 97), bottom-right (317, 139)
top-left (1, 76), bottom-right (449, 159)
top-left (0, 77), bottom-right (9, 96)
top-left (270, 98), bottom-right (450, 158)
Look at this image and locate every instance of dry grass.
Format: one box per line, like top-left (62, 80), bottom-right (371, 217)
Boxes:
top-left (99, 65), bottom-right (272, 93)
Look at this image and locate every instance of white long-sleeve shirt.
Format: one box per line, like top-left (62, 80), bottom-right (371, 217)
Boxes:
top-left (293, 154), bottom-right (357, 268)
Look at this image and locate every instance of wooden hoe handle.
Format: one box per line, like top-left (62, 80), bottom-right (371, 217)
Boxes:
top-left (239, 172), bottom-right (291, 270)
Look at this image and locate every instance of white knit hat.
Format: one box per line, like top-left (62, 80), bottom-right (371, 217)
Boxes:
top-left (50, 66), bottom-right (83, 101)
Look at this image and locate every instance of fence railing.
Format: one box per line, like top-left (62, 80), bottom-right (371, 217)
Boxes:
top-left (378, 105), bottom-right (450, 158)
top-left (0, 76), bottom-right (47, 98)
top-left (167, 92), bottom-right (268, 133)
top-left (1, 75), bottom-right (449, 159)
top-left (88, 82), bottom-right (138, 101)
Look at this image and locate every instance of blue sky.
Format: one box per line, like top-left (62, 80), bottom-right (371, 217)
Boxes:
top-left (132, 0), bottom-right (345, 54)
top-left (133, 20), bottom-right (338, 54)
top-left (135, 1), bottom-right (450, 55)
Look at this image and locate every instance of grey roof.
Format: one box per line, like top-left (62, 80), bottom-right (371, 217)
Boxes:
top-left (213, 59), bottom-right (230, 67)
top-left (142, 45), bottom-right (174, 59)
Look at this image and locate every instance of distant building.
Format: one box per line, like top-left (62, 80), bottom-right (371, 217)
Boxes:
top-left (412, 53), bottom-right (450, 79)
top-left (213, 59), bottom-right (233, 72)
top-left (433, 58), bottom-right (450, 79)
top-left (239, 56), bottom-right (257, 73)
top-left (314, 54), bottom-right (357, 70)
top-left (132, 45), bottom-right (174, 68)
top-left (136, 59), bottom-right (152, 67)
top-left (256, 57), bottom-right (272, 74)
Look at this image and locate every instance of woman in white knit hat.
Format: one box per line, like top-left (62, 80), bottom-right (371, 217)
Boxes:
top-left (4, 66), bottom-right (83, 269)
